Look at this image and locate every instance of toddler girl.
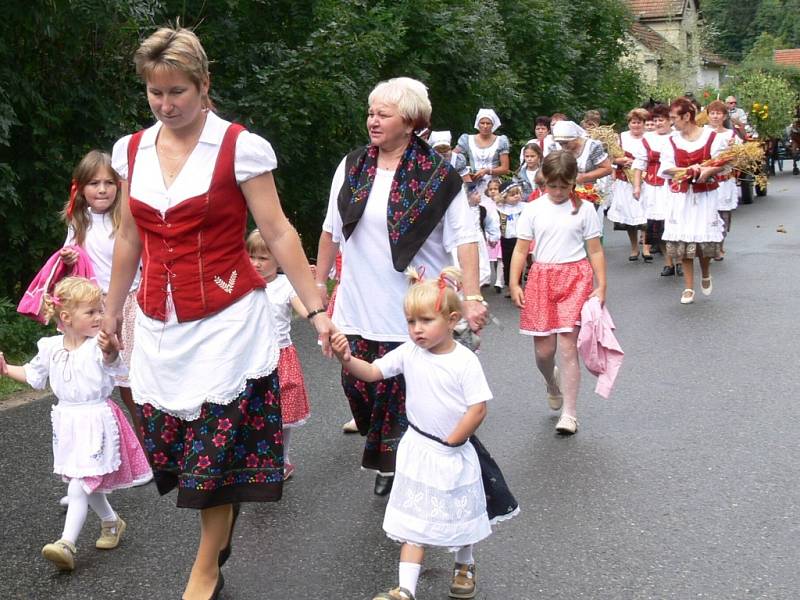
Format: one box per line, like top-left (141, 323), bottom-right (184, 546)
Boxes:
top-left (496, 181), bottom-right (525, 296)
top-left (509, 151), bottom-right (607, 434)
top-left (247, 229), bottom-right (311, 479)
top-left (482, 177), bottom-right (504, 292)
top-left (59, 150), bottom-right (142, 440)
top-left (331, 266), bottom-right (514, 600)
top-left (0, 277), bottom-right (151, 571)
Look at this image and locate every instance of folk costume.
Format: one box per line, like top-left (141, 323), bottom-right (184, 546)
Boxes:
top-left (456, 109), bottom-right (510, 192)
top-left (111, 111), bottom-right (285, 509)
top-left (323, 135), bottom-right (478, 474)
top-left (658, 128), bottom-right (728, 260)
top-left (633, 130), bottom-right (671, 249)
top-left (607, 131), bottom-right (646, 231)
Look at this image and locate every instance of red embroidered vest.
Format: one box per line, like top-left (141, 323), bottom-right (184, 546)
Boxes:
top-left (127, 123), bottom-right (265, 322)
top-left (613, 151), bottom-right (634, 182)
top-left (669, 131), bottom-right (719, 194)
top-left (642, 137), bottom-right (665, 187)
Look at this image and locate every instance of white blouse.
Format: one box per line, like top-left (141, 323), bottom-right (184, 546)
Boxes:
top-left (111, 111), bottom-right (279, 420)
top-left (265, 275), bottom-right (296, 349)
top-left (64, 211), bottom-right (140, 294)
top-left (323, 157), bottom-right (479, 342)
top-left (658, 128), bottom-right (729, 180)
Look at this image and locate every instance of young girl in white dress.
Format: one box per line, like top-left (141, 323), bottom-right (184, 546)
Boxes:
top-left (509, 151), bottom-right (607, 435)
top-left (0, 277), bottom-right (151, 571)
top-left (247, 229), bottom-right (311, 480)
top-left (331, 267), bottom-right (507, 600)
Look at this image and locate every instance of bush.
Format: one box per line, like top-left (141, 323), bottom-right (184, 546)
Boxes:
top-left (0, 297), bottom-right (50, 363)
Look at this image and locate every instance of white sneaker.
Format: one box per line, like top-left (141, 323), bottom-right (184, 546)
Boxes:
top-left (555, 414), bottom-right (578, 435)
top-left (342, 418), bottom-right (359, 433)
top-left (58, 495), bottom-right (69, 508)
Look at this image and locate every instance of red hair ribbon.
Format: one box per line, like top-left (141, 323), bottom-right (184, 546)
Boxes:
top-left (66, 179), bottom-right (79, 220)
top-left (434, 273), bottom-right (461, 312)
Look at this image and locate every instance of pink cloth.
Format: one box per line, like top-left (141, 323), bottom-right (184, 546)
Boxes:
top-left (577, 297), bottom-right (624, 399)
top-left (69, 400), bottom-right (152, 494)
top-left (17, 246), bottom-right (97, 323)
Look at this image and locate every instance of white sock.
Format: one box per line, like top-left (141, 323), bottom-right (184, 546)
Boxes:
top-left (282, 427), bottom-right (292, 465)
top-left (455, 544), bottom-right (474, 565)
top-left (61, 479), bottom-right (89, 544)
top-left (398, 561), bottom-right (422, 596)
top-left (88, 492), bottom-right (116, 523)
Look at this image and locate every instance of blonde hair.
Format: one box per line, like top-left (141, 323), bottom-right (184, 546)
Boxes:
top-left (62, 151), bottom-right (121, 245)
top-left (134, 27), bottom-right (212, 109)
top-left (368, 77), bottom-right (432, 131)
top-left (403, 266), bottom-right (463, 318)
top-left (42, 277), bottom-right (102, 325)
top-left (245, 228), bottom-right (269, 255)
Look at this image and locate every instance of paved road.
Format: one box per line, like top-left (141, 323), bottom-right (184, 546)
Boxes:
top-left (2, 173), bottom-right (799, 600)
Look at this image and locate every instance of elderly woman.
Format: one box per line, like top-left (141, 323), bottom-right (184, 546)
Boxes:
top-left (102, 27), bottom-right (333, 600)
top-left (454, 108), bottom-right (511, 191)
top-left (316, 77), bottom-right (486, 496)
top-left (552, 120), bottom-right (613, 210)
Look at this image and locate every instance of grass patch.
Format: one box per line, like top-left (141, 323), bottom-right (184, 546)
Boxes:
top-left (0, 376), bottom-right (27, 399)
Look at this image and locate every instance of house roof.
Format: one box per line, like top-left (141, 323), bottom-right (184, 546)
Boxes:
top-left (701, 50), bottom-right (733, 66)
top-left (774, 49), bottom-right (800, 69)
top-left (630, 21), bottom-right (679, 55)
top-left (627, 0), bottom-right (691, 20)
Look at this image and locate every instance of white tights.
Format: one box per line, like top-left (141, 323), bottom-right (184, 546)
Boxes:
top-left (61, 478), bottom-right (116, 544)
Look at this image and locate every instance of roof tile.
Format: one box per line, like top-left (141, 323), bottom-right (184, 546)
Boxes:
top-left (774, 49), bottom-right (800, 68)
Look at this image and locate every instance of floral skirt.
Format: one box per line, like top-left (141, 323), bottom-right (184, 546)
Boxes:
top-left (666, 241), bottom-right (722, 260)
top-left (278, 345), bottom-right (310, 427)
top-left (136, 374), bottom-right (283, 509)
top-left (519, 260), bottom-right (594, 336)
top-left (341, 336), bottom-right (406, 474)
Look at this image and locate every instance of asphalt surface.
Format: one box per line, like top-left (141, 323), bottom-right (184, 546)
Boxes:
top-left (2, 172), bottom-right (799, 600)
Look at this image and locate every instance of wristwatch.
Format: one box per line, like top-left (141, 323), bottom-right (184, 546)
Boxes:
top-left (464, 294), bottom-right (485, 302)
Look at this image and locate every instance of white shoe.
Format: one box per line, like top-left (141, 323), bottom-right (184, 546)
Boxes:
top-left (680, 289), bottom-right (695, 304)
top-left (342, 418), bottom-right (358, 434)
top-left (547, 366), bottom-right (563, 411)
top-left (59, 495), bottom-right (69, 508)
top-left (701, 277), bottom-right (713, 296)
top-left (555, 414), bottom-right (578, 435)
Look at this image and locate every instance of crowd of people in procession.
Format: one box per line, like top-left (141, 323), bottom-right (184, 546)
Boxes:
top-left (0, 24), bottom-right (759, 600)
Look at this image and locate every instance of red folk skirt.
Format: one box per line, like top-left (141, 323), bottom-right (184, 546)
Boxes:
top-left (519, 259), bottom-right (594, 336)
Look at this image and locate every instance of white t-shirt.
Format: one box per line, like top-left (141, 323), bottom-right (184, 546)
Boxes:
top-left (323, 158), bottom-right (479, 342)
top-left (265, 274), bottom-right (296, 348)
top-left (110, 111), bottom-right (279, 420)
top-left (64, 211), bottom-right (140, 294)
top-left (516, 196), bottom-right (602, 263)
top-left (657, 128), bottom-right (729, 179)
top-left (497, 202), bottom-right (524, 238)
top-left (373, 341), bottom-right (492, 440)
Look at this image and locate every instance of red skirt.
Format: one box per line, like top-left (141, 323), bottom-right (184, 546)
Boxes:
top-left (519, 259), bottom-right (594, 336)
top-left (278, 345), bottom-right (310, 427)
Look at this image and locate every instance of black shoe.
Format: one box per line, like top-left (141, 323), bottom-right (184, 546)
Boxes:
top-left (374, 474), bottom-right (394, 496)
top-left (628, 253), bottom-right (640, 261)
top-left (675, 264), bottom-right (683, 277)
top-left (643, 253), bottom-right (654, 263)
top-left (660, 266), bottom-right (675, 277)
top-left (494, 285), bottom-right (502, 294)
top-left (218, 503), bottom-right (240, 567)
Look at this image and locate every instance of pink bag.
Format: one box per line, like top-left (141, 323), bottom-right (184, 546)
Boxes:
top-left (17, 246), bottom-right (97, 324)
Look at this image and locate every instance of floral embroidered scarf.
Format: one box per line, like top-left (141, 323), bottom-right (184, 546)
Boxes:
top-left (337, 135), bottom-right (464, 272)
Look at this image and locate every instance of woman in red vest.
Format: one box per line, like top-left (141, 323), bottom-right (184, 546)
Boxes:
top-left (102, 27), bottom-right (334, 600)
top-left (659, 98), bottom-right (728, 305)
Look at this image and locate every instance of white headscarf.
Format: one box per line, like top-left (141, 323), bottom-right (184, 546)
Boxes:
top-left (551, 120), bottom-right (588, 142)
top-left (428, 130), bottom-right (452, 148)
top-left (473, 109), bottom-right (501, 132)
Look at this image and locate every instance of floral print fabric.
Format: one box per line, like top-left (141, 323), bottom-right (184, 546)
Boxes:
top-left (341, 336), bottom-right (407, 473)
top-left (137, 374), bottom-right (283, 509)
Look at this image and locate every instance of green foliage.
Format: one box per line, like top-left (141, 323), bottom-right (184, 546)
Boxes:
top-left (725, 69), bottom-right (799, 138)
top-left (0, 297), bottom-right (49, 363)
top-left (0, 0), bottom-right (643, 298)
top-left (704, 0), bottom-right (800, 61)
